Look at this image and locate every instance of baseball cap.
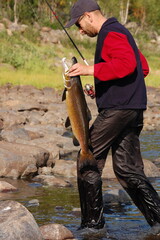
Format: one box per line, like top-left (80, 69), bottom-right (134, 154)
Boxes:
top-left (65, 0), bottom-right (101, 28)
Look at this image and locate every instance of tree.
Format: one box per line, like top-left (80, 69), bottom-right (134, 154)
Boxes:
top-left (0, 0), bottom-right (159, 31)
top-left (13, 0), bottom-right (18, 24)
top-left (119, 0), bottom-right (130, 25)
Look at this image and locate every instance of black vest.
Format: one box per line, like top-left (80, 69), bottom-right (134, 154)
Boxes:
top-left (94, 17), bottom-right (147, 111)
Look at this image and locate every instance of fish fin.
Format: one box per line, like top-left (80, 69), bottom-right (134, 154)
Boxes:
top-left (73, 136), bottom-right (80, 146)
top-left (65, 117), bottom-right (71, 128)
top-left (62, 88), bottom-right (67, 101)
top-left (77, 150), bottom-right (97, 170)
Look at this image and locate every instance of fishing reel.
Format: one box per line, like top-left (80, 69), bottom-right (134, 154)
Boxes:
top-left (84, 84), bottom-right (95, 99)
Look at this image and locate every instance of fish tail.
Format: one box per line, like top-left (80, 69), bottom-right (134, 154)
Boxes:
top-left (77, 149), bottom-right (97, 170)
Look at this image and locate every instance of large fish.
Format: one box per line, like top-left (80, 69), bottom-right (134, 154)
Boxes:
top-left (62, 57), bottom-right (96, 169)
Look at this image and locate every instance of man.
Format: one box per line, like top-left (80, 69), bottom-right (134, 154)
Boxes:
top-left (65, 0), bottom-right (160, 232)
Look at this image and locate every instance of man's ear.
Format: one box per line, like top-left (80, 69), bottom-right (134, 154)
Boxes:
top-left (84, 12), bottom-right (93, 23)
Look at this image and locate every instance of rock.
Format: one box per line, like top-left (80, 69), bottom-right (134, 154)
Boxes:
top-left (27, 199), bottom-right (40, 207)
top-left (157, 35), bottom-right (160, 44)
top-left (102, 156), bottom-right (115, 179)
top-left (0, 141), bottom-right (50, 179)
top-left (0, 200), bottom-right (43, 240)
top-left (38, 166), bottom-right (53, 175)
top-left (40, 29), bottom-right (65, 44)
top-left (0, 111), bottom-right (28, 129)
top-left (0, 84), bottom-right (159, 181)
top-left (0, 181), bottom-right (17, 192)
top-left (102, 155), bottom-right (160, 179)
top-left (103, 189), bottom-right (131, 204)
top-left (6, 29), bottom-right (12, 36)
top-left (40, 223), bottom-right (74, 240)
top-left (70, 208), bottom-right (81, 217)
top-left (1, 18), bottom-right (12, 27)
top-left (2, 99), bottom-right (47, 112)
top-left (0, 23), bottom-right (5, 32)
top-left (125, 21), bottom-right (138, 30)
top-left (21, 164), bottom-right (38, 179)
top-left (144, 159), bottom-right (160, 177)
top-left (33, 175), bottom-right (72, 187)
top-left (1, 128), bottom-right (33, 141)
top-left (52, 160), bottom-right (77, 178)
top-left (152, 158), bottom-right (160, 168)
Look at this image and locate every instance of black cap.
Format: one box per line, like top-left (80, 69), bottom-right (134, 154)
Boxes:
top-left (65, 0), bottom-right (100, 28)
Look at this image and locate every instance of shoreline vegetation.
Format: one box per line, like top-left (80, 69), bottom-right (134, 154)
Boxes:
top-left (0, 20), bottom-right (160, 90)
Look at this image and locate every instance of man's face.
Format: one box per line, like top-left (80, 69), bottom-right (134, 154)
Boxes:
top-left (76, 13), bottom-right (98, 37)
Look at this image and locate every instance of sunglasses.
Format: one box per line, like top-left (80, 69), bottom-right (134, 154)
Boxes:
top-left (75, 15), bottom-right (85, 28)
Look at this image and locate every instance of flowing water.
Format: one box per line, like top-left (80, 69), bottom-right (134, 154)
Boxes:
top-left (0, 131), bottom-right (159, 240)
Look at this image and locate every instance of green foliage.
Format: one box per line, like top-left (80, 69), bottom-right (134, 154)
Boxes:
top-left (0, 1), bottom-right (160, 89)
top-left (0, 0), bottom-right (160, 30)
top-left (22, 27), bottom-right (40, 43)
top-left (0, 30), bottom-right (55, 70)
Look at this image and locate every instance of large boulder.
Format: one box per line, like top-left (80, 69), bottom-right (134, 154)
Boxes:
top-left (102, 155), bottom-right (160, 179)
top-left (0, 141), bottom-right (50, 179)
top-left (0, 200), bottom-right (43, 240)
top-left (40, 223), bottom-right (74, 240)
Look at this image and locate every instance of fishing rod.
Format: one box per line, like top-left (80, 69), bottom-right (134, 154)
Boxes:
top-left (45, 0), bottom-right (89, 66)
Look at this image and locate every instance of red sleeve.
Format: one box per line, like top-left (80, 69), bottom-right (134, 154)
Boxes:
top-left (138, 50), bottom-right (149, 77)
top-left (94, 32), bottom-right (137, 81)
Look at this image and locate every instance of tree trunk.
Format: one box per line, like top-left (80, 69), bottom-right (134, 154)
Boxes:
top-left (14, 0), bottom-right (18, 25)
top-left (120, 0), bottom-right (130, 25)
top-left (124, 0), bottom-right (130, 25)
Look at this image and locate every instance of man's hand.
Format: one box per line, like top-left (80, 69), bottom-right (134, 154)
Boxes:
top-left (68, 63), bottom-right (94, 76)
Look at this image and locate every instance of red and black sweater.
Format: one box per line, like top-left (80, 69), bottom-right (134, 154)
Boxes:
top-left (94, 17), bottom-right (149, 111)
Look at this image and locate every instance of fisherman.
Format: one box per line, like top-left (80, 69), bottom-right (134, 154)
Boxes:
top-left (65, 0), bottom-right (160, 234)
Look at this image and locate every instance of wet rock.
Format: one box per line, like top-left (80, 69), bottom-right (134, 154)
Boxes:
top-left (0, 200), bottom-right (43, 240)
top-left (27, 199), bottom-right (40, 207)
top-left (33, 175), bottom-right (72, 187)
top-left (21, 164), bottom-right (38, 179)
top-left (40, 223), bottom-right (74, 240)
top-left (0, 181), bottom-right (17, 193)
top-left (0, 141), bottom-right (50, 179)
top-left (70, 208), bottom-right (81, 217)
top-left (103, 189), bottom-right (131, 204)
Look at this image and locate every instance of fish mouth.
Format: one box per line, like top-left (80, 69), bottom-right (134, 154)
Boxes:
top-left (62, 57), bottom-right (73, 89)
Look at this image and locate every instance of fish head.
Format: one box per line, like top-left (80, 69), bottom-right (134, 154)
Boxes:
top-left (62, 57), bottom-right (73, 89)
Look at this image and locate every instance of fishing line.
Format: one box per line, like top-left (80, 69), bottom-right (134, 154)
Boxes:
top-left (45, 0), bottom-right (89, 65)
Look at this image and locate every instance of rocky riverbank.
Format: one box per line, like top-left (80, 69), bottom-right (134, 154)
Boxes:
top-left (0, 84), bottom-right (159, 239)
top-left (0, 84), bottom-right (159, 180)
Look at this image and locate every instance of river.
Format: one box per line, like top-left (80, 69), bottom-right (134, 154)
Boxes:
top-left (0, 130), bottom-right (159, 240)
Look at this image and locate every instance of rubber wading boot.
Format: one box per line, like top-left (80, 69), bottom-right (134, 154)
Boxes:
top-left (77, 173), bottom-right (105, 229)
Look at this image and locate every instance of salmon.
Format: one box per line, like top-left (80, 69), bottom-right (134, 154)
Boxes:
top-left (62, 57), bottom-right (96, 169)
